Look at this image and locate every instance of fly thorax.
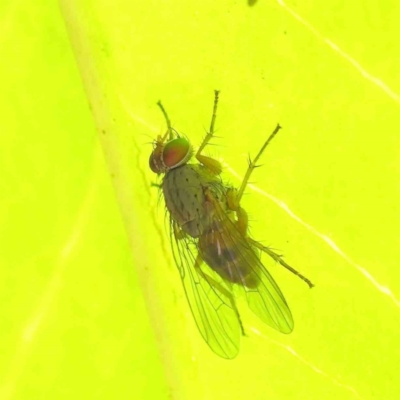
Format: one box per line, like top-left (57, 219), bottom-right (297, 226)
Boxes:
top-left (162, 165), bottom-right (218, 237)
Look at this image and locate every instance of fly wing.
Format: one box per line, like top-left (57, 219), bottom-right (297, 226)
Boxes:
top-left (169, 218), bottom-right (241, 359)
top-left (209, 199), bottom-right (294, 334)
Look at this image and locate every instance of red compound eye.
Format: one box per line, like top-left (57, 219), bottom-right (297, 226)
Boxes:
top-left (162, 137), bottom-right (192, 169)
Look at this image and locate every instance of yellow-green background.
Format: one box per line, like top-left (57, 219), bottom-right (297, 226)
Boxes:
top-left (1, 0), bottom-right (399, 399)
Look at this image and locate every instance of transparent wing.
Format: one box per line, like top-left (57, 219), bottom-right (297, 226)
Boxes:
top-left (169, 218), bottom-right (241, 359)
top-left (203, 197), bottom-right (294, 334)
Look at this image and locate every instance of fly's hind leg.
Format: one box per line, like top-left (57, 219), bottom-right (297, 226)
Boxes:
top-left (248, 238), bottom-right (314, 288)
top-left (195, 252), bottom-right (246, 336)
top-left (196, 90), bottom-right (223, 175)
top-left (226, 188), bottom-right (314, 288)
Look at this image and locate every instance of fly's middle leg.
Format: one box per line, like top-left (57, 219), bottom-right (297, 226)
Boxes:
top-left (226, 190), bottom-right (249, 238)
top-left (223, 124), bottom-right (315, 288)
top-left (235, 123), bottom-right (282, 206)
top-left (223, 123), bottom-right (282, 219)
top-left (196, 90), bottom-right (222, 175)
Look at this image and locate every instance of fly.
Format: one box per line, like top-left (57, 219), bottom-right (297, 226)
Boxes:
top-left (149, 91), bottom-right (313, 359)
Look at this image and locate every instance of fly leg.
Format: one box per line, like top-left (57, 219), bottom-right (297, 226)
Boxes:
top-left (195, 90), bottom-right (223, 175)
top-left (226, 189), bottom-right (314, 288)
top-left (235, 123), bottom-right (282, 205)
top-left (223, 123), bottom-right (314, 288)
top-left (247, 238), bottom-right (314, 288)
top-left (224, 123), bottom-right (282, 236)
top-left (195, 253), bottom-right (246, 336)
top-left (157, 100), bottom-right (175, 141)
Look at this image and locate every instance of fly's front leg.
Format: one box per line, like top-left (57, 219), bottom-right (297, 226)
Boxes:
top-left (196, 90), bottom-right (222, 175)
top-left (195, 252), bottom-right (246, 336)
top-left (157, 100), bottom-right (174, 141)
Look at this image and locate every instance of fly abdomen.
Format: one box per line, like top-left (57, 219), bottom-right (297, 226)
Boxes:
top-left (198, 227), bottom-right (260, 288)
